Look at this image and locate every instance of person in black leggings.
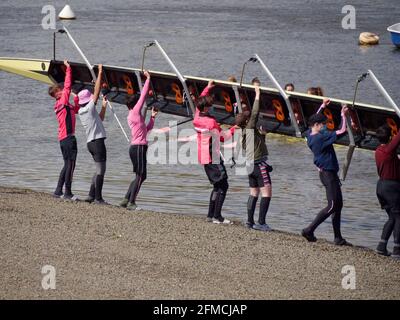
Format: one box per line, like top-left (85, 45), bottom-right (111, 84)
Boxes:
top-left (374, 125), bottom-right (400, 259)
top-left (48, 60), bottom-right (79, 201)
top-left (301, 104), bottom-right (351, 245)
top-left (119, 71), bottom-right (158, 210)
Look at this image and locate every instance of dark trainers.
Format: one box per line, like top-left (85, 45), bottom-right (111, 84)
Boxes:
top-left (53, 192), bottom-right (63, 198)
top-left (376, 241), bottom-right (391, 256)
top-left (301, 229), bottom-right (317, 242)
top-left (94, 199), bottom-right (110, 205)
top-left (245, 222), bottom-right (255, 229)
top-left (334, 238), bottom-right (352, 246)
top-left (254, 223), bottom-right (272, 231)
top-left (206, 217), bottom-right (213, 222)
top-left (84, 196), bottom-right (94, 203)
top-left (126, 202), bottom-right (137, 210)
top-left (392, 244), bottom-right (400, 260)
top-left (119, 198), bottom-right (129, 208)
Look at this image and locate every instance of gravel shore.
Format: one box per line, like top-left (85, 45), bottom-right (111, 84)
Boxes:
top-left (0, 186), bottom-right (399, 300)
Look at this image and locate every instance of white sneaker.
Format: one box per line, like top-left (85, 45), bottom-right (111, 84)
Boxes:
top-left (62, 194), bottom-right (79, 202)
top-left (253, 223), bottom-right (272, 231)
top-left (213, 218), bottom-right (233, 225)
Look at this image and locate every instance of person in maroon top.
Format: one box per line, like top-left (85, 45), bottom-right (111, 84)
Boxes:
top-left (374, 124), bottom-right (400, 259)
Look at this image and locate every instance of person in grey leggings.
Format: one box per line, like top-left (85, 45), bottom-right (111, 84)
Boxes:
top-left (77, 64), bottom-right (109, 205)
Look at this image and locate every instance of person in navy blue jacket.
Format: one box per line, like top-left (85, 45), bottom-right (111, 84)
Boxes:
top-left (301, 103), bottom-right (351, 245)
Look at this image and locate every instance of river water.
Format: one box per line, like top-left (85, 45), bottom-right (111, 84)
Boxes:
top-left (0, 0), bottom-right (399, 249)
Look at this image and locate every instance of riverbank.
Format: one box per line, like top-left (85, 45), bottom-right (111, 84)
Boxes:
top-left (0, 186), bottom-right (399, 299)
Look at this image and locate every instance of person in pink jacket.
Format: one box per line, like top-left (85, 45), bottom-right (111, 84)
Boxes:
top-left (120, 70), bottom-right (158, 210)
top-left (48, 60), bottom-right (80, 201)
top-left (193, 81), bottom-right (238, 224)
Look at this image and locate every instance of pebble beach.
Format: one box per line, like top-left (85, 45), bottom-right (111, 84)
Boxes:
top-left (0, 186), bottom-right (399, 300)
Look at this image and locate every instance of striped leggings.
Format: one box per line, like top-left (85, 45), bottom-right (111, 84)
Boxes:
top-left (125, 145), bottom-right (148, 204)
top-left (305, 170), bottom-right (343, 240)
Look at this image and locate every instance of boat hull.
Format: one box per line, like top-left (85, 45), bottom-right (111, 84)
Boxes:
top-left (387, 23), bottom-right (400, 47)
top-left (0, 57), bottom-right (399, 152)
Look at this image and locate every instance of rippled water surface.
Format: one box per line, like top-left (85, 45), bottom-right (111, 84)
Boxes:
top-left (1, 0), bottom-right (399, 249)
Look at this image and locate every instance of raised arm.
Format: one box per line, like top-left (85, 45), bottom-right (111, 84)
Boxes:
top-left (200, 80), bottom-right (215, 97)
top-left (247, 85), bottom-right (261, 129)
top-left (73, 94), bottom-right (80, 113)
top-left (132, 71), bottom-right (150, 116)
top-left (92, 64), bottom-right (103, 105)
top-left (99, 96), bottom-right (107, 121)
top-left (146, 108), bottom-right (158, 132)
top-left (386, 130), bottom-right (400, 154)
top-left (60, 60), bottom-right (72, 105)
top-left (335, 105), bottom-right (349, 136)
top-left (316, 99), bottom-right (330, 114)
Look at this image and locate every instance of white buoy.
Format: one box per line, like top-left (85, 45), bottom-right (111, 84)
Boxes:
top-left (58, 5), bottom-right (76, 20)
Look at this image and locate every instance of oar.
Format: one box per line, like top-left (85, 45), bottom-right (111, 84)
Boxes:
top-left (342, 70), bottom-right (400, 180)
top-left (240, 55), bottom-right (301, 137)
top-left (368, 70), bottom-right (400, 119)
top-left (254, 54), bottom-right (302, 138)
top-left (341, 74), bottom-right (366, 181)
top-left (59, 26), bottom-right (130, 143)
top-left (154, 117), bottom-right (193, 133)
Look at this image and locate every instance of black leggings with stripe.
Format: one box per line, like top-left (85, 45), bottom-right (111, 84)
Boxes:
top-left (125, 145), bottom-right (148, 204)
top-left (304, 170), bottom-right (343, 240)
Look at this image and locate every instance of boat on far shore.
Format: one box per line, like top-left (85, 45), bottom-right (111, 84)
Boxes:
top-left (387, 23), bottom-right (400, 47)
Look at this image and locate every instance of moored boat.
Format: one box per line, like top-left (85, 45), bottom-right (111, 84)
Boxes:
top-left (387, 23), bottom-right (400, 47)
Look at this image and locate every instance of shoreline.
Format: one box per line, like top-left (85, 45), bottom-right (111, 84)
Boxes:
top-left (0, 186), bottom-right (399, 299)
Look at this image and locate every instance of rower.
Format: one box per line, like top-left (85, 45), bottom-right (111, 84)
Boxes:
top-left (193, 81), bottom-right (238, 224)
top-left (235, 83), bottom-right (273, 231)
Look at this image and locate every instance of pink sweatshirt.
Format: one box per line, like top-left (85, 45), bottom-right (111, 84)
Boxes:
top-left (127, 78), bottom-right (154, 145)
top-left (193, 85), bottom-right (235, 164)
top-left (53, 67), bottom-right (79, 141)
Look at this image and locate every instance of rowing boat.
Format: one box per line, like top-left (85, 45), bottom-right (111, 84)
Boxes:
top-left (388, 23), bottom-right (400, 47)
top-left (0, 57), bottom-right (399, 152)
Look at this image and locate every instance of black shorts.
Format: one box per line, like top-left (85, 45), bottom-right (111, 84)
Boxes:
top-left (248, 160), bottom-right (272, 188)
top-left (377, 179), bottom-right (400, 214)
top-left (87, 138), bottom-right (107, 163)
top-left (204, 162), bottom-right (228, 185)
top-left (60, 135), bottom-right (77, 161)
top-left (129, 144), bottom-right (148, 175)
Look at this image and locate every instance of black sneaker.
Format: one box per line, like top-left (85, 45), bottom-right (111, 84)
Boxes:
top-left (392, 244), bottom-right (400, 260)
top-left (119, 198), bottom-right (129, 208)
top-left (376, 241), bottom-right (391, 256)
top-left (334, 238), bottom-right (352, 246)
top-left (301, 229), bottom-right (317, 242)
top-left (245, 222), bottom-right (255, 229)
top-left (53, 192), bottom-right (63, 199)
top-left (84, 196), bottom-right (94, 203)
top-left (376, 249), bottom-right (391, 257)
